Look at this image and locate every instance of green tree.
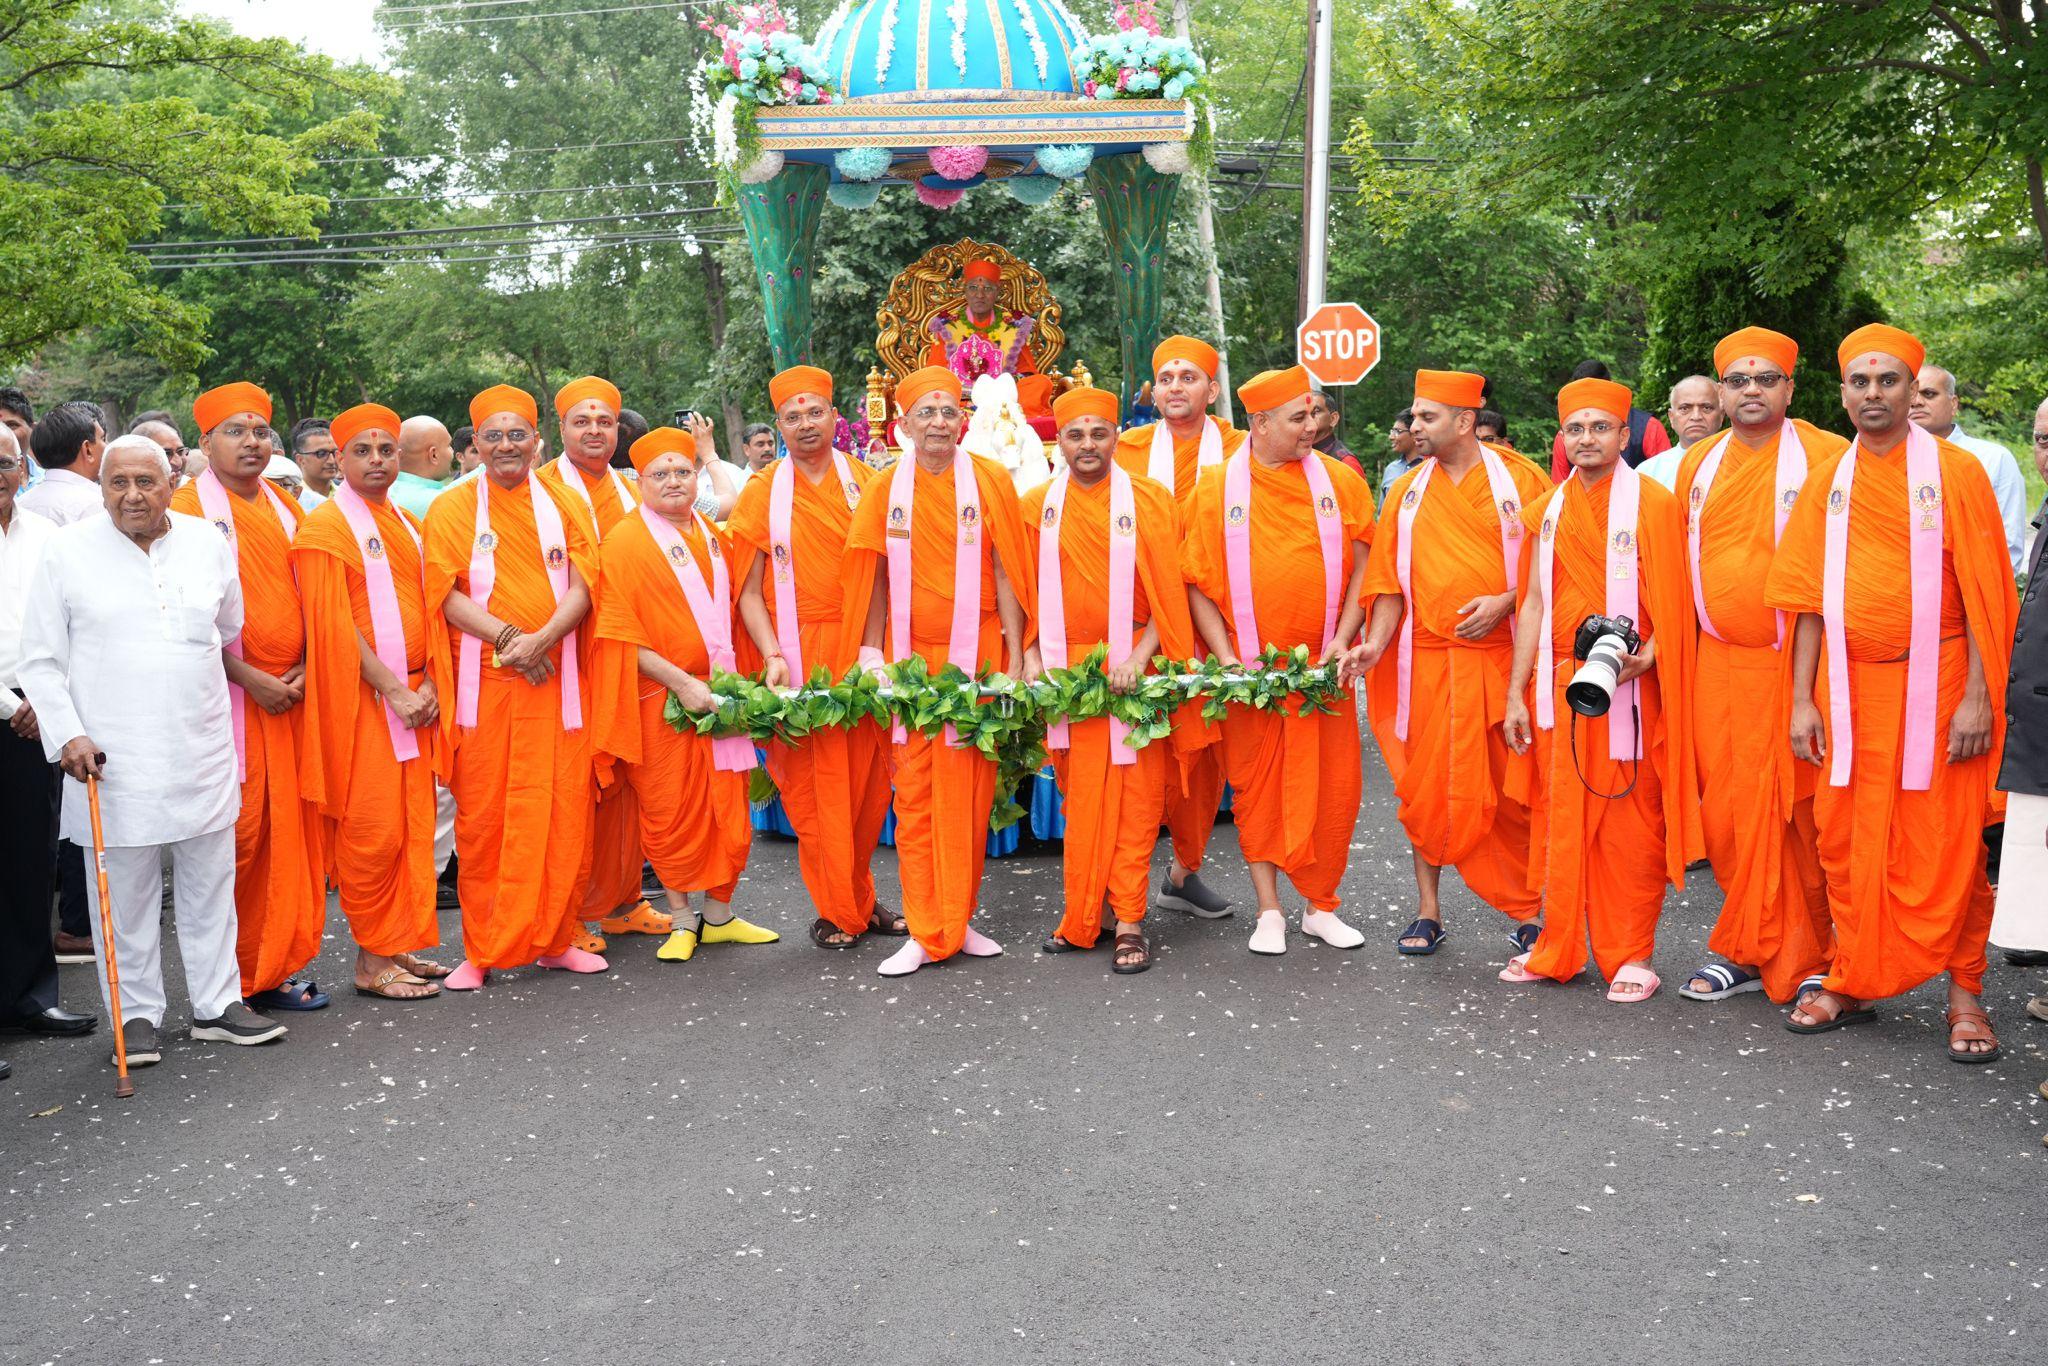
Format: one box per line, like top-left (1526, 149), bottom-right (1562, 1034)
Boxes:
top-left (0, 0), bottom-right (378, 368)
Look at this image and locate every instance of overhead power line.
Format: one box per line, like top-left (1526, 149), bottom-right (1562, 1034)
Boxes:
top-left (381, 0), bottom-right (719, 30)
top-left (138, 203), bottom-right (727, 251)
top-left (314, 135), bottom-right (692, 166)
top-left (142, 230), bottom-right (740, 271)
top-left (161, 178), bottom-right (717, 213)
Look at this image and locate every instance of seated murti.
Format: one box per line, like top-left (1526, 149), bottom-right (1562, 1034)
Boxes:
top-left (924, 257), bottom-right (1057, 419)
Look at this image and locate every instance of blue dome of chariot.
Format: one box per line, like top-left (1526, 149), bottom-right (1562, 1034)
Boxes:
top-left (809, 0), bottom-right (1091, 101)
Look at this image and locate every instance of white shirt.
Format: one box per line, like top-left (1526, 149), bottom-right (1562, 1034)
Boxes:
top-left (298, 486), bottom-right (328, 512)
top-left (1636, 446), bottom-right (1689, 491)
top-left (0, 505), bottom-right (56, 720)
top-left (1944, 425), bottom-right (2028, 575)
top-left (16, 466), bottom-right (102, 526)
top-left (18, 512), bottom-right (244, 847)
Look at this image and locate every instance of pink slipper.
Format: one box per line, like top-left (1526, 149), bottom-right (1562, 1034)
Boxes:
top-left (1605, 964), bottom-right (1660, 1003)
top-left (536, 946), bottom-right (608, 974)
top-left (1499, 953), bottom-right (1543, 984)
top-left (877, 940), bottom-right (931, 977)
top-left (960, 925), bottom-right (1003, 958)
top-left (442, 961), bottom-right (487, 992)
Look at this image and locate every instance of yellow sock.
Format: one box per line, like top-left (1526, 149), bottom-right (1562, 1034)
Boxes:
top-left (655, 928), bottom-right (699, 962)
top-left (699, 915), bottom-right (779, 946)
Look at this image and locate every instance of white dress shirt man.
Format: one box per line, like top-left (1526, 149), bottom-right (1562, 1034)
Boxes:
top-left (1637, 374), bottom-right (1724, 490)
top-left (18, 437), bottom-right (287, 1067)
top-left (18, 400), bottom-right (106, 526)
top-left (1912, 364), bottom-right (2028, 574)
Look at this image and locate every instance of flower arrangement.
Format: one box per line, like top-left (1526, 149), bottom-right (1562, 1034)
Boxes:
top-left (1003, 175), bottom-right (1062, 206)
top-left (834, 146), bottom-right (892, 182)
top-left (696, 1), bottom-right (835, 196)
top-left (833, 411), bottom-right (871, 455)
top-left (1035, 143), bottom-right (1094, 179)
top-left (1011, 0), bottom-right (1050, 80)
top-left (916, 183), bottom-right (966, 210)
top-left (927, 144), bottom-right (989, 181)
top-left (1066, 6), bottom-right (1212, 172)
top-left (828, 180), bottom-right (884, 209)
top-left (949, 334), bottom-right (1006, 386)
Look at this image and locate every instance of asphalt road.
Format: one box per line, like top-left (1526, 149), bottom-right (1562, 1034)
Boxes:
top-left (3, 737), bottom-right (2044, 1365)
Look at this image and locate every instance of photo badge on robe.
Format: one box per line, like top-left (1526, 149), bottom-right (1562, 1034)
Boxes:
top-left (1316, 493), bottom-right (1337, 521)
top-left (1611, 528), bottom-right (1636, 579)
top-left (1114, 511), bottom-right (1136, 538)
top-left (476, 530), bottom-right (498, 553)
top-left (1914, 481), bottom-right (1941, 530)
top-left (959, 502), bottom-right (978, 545)
top-left (772, 540), bottom-right (792, 583)
top-left (887, 504), bottom-right (910, 539)
top-left (365, 534), bottom-right (385, 562)
top-left (545, 544), bottom-right (567, 571)
top-left (1499, 496), bottom-right (1522, 538)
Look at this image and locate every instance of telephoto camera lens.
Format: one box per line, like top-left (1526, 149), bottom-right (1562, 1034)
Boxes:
top-left (1567, 629), bottom-right (1630, 717)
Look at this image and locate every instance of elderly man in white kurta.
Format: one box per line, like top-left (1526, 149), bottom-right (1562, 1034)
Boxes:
top-left (18, 438), bottom-right (288, 1069)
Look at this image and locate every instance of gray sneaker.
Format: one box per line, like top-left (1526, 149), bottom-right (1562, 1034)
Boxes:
top-left (114, 1018), bottom-right (161, 1068)
top-left (190, 1001), bottom-right (287, 1046)
top-left (1155, 870), bottom-right (1233, 919)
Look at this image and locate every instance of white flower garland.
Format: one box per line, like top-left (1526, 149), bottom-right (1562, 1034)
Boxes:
top-left (1141, 140), bottom-right (1191, 174)
top-left (873, 0), bottom-right (899, 84)
top-left (812, 0), bottom-right (857, 61)
top-left (948, 0), bottom-right (969, 76)
top-left (1041, 0), bottom-right (1088, 49)
top-left (740, 149), bottom-right (785, 184)
top-left (1011, 0), bottom-right (1049, 81)
top-left (712, 88), bottom-right (741, 167)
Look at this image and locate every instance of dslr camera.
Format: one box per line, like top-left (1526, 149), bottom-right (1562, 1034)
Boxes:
top-left (1566, 614), bottom-right (1642, 718)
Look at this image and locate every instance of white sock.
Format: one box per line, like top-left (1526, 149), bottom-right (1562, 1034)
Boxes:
top-left (961, 925), bottom-right (1003, 957)
top-left (1248, 908), bottom-right (1287, 955)
top-left (878, 940), bottom-right (931, 977)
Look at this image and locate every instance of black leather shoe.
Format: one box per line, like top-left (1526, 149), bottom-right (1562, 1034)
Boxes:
top-left (0, 1058), bottom-right (11, 1081)
top-left (3, 1007), bottom-right (98, 1037)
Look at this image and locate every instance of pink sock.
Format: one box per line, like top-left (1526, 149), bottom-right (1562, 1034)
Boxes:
top-left (537, 946), bottom-right (608, 974)
top-left (961, 925), bottom-right (1003, 958)
top-left (877, 940), bottom-right (930, 977)
top-left (443, 961), bottom-right (487, 992)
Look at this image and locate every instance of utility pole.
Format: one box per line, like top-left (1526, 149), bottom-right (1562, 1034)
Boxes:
top-left (1298, 0), bottom-right (1333, 321)
top-left (1171, 0), bottom-right (1233, 421)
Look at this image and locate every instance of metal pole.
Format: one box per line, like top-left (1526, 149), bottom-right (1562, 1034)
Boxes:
top-left (1298, 0), bottom-right (1333, 320)
top-left (1171, 0), bottom-right (1233, 422)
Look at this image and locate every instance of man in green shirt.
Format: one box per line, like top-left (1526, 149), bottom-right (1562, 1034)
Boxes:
top-left (387, 414), bottom-right (456, 520)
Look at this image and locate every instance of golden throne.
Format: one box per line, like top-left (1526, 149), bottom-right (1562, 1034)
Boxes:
top-left (867, 238), bottom-right (1089, 432)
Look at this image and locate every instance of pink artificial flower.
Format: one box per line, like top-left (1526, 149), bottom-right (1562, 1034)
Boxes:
top-left (928, 144), bottom-right (990, 180)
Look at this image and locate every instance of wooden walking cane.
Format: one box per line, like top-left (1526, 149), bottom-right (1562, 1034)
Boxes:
top-left (85, 760), bottom-right (133, 1099)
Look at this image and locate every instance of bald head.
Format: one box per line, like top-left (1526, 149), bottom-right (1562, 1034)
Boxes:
top-left (2030, 395), bottom-right (2048, 482)
top-left (1910, 363), bottom-right (1961, 437)
top-left (1666, 375), bottom-right (1723, 447)
top-left (397, 415), bottom-right (454, 481)
top-left (132, 419), bottom-right (188, 481)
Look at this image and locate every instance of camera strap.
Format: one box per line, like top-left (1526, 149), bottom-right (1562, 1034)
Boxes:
top-left (1687, 420), bottom-right (1806, 649)
top-left (1535, 463), bottom-right (1643, 760)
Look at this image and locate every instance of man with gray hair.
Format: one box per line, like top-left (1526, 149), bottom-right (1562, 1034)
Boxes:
top-left (1637, 375), bottom-right (1723, 489)
top-left (1911, 363), bottom-right (2027, 574)
top-left (129, 414), bottom-right (191, 484)
top-left (19, 436), bottom-right (287, 1069)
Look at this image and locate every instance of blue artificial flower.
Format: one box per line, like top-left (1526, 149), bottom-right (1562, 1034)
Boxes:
top-left (739, 57), bottom-right (760, 80)
top-left (800, 82), bottom-right (818, 100)
top-left (1163, 76), bottom-right (1186, 99)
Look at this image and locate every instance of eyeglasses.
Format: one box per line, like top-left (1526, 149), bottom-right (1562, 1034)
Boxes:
top-left (477, 430), bottom-right (534, 447)
top-left (1561, 420), bottom-right (1619, 439)
top-left (909, 406), bottom-right (961, 422)
top-left (1720, 373), bottom-right (1786, 391)
top-left (0, 458), bottom-right (19, 473)
top-left (643, 467), bottom-right (696, 485)
top-left (213, 423), bottom-right (275, 441)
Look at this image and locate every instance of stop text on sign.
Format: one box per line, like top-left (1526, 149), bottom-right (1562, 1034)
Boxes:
top-left (1296, 302), bottom-right (1382, 386)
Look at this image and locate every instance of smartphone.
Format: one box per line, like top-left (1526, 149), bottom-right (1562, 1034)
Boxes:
top-left (673, 408), bottom-right (706, 428)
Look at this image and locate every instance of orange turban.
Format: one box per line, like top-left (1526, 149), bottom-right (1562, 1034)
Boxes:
top-left (628, 426), bottom-right (695, 477)
top-left (1413, 369), bottom-right (1486, 409)
top-left (896, 365), bottom-right (963, 415)
top-left (1052, 386), bottom-right (1119, 430)
top-left (1714, 327), bottom-right (1799, 378)
top-left (1152, 335), bottom-right (1219, 379)
top-left (769, 365), bottom-right (834, 411)
top-left (470, 384), bottom-right (539, 429)
top-left (1837, 323), bottom-right (1925, 375)
top-left (553, 376), bottom-right (620, 420)
top-left (329, 403), bottom-right (401, 453)
top-left (963, 259), bottom-right (1000, 284)
top-left (194, 382), bottom-right (272, 434)
top-left (1557, 377), bottom-right (1633, 425)
top-left (1236, 365), bottom-right (1312, 415)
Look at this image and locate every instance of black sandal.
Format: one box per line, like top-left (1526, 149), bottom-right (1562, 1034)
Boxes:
top-left (809, 917), bottom-right (859, 949)
top-left (867, 903), bottom-right (909, 936)
top-left (1041, 934), bottom-right (1094, 954)
top-left (1112, 928), bottom-right (1152, 975)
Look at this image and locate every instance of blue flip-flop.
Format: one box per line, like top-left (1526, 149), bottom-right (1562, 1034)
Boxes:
top-left (1396, 918), bottom-right (1447, 955)
top-left (248, 978), bottom-right (330, 1012)
top-left (1508, 921), bottom-right (1542, 955)
top-left (1679, 962), bottom-right (1764, 1001)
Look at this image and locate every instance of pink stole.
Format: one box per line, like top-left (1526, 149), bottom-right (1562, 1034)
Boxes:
top-left (195, 467), bottom-right (299, 783)
top-left (1822, 424), bottom-right (1942, 791)
top-left (1037, 466), bottom-right (1138, 765)
top-left (1391, 446), bottom-right (1523, 742)
top-left (551, 456), bottom-right (636, 523)
top-left (1147, 416), bottom-right (1224, 492)
top-left (454, 474), bottom-right (582, 733)
top-left (1221, 450), bottom-right (1341, 668)
top-left (768, 452), bottom-right (862, 679)
top-left (1534, 463), bottom-right (1643, 759)
top-left (1687, 421), bottom-right (1806, 648)
top-left (639, 505), bottom-right (756, 773)
top-left (885, 453), bottom-right (982, 745)
top-left (330, 484), bottom-right (424, 763)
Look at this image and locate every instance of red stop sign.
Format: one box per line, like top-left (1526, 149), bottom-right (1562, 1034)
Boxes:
top-left (1296, 302), bottom-right (1381, 386)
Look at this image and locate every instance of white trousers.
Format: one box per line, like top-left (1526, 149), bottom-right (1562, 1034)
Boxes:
top-left (1991, 791), bottom-right (2048, 952)
top-left (434, 784), bottom-right (456, 876)
top-left (82, 826), bottom-right (241, 1026)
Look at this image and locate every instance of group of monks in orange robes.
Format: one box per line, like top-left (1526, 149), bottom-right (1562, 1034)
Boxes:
top-left (180, 312), bottom-right (2020, 1060)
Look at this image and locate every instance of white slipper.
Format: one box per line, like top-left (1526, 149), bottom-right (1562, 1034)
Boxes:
top-left (877, 940), bottom-right (931, 977)
top-left (1248, 908), bottom-right (1287, 956)
top-left (1301, 909), bottom-right (1365, 949)
top-left (960, 925), bottom-right (1004, 958)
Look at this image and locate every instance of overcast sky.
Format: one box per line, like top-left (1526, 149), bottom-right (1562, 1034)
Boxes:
top-left (190, 0), bottom-right (388, 66)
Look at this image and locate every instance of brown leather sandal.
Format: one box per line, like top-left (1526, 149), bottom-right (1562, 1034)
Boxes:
top-left (393, 952), bottom-right (453, 980)
top-left (353, 966), bottom-right (440, 1000)
top-left (1784, 989), bottom-right (1875, 1034)
top-left (1946, 1004), bottom-right (2000, 1064)
top-left (1112, 928), bottom-right (1151, 975)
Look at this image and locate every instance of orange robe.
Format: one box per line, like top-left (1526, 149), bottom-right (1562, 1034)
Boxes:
top-left (1517, 474), bottom-right (1700, 983)
top-left (1114, 419), bottom-right (1243, 872)
top-left (539, 455), bottom-right (646, 921)
top-left (726, 460), bottom-right (892, 937)
top-left (589, 511), bottom-right (751, 899)
top-left (923, 315), bottom-right (1053, 416)
top-left (1181, 453), bottom-right (1376, 910)
top-left (1763, 435), bottom-right (2017, 999)
top-left (1675, 422), bottom-right (1846, 1000)
top-left (840, 453), bottom-right (1036, 961)
top-left (1362, 449), bottom-right (1552, 919)
top-left (423, 476), bottom-right (598, 970)
top-left (170, 480), bottom-right (325, 996)
top-left (1020, 470), bottom-right (1209, 946)
top-left (290, 494), bottom-right (448, 957)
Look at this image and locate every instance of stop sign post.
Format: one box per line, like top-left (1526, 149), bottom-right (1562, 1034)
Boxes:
top-left (1296, 303), bottom-right (1381, 386)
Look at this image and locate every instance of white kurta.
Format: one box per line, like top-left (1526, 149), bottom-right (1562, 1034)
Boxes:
top-left (18, 511), bottom-right (244, 847)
